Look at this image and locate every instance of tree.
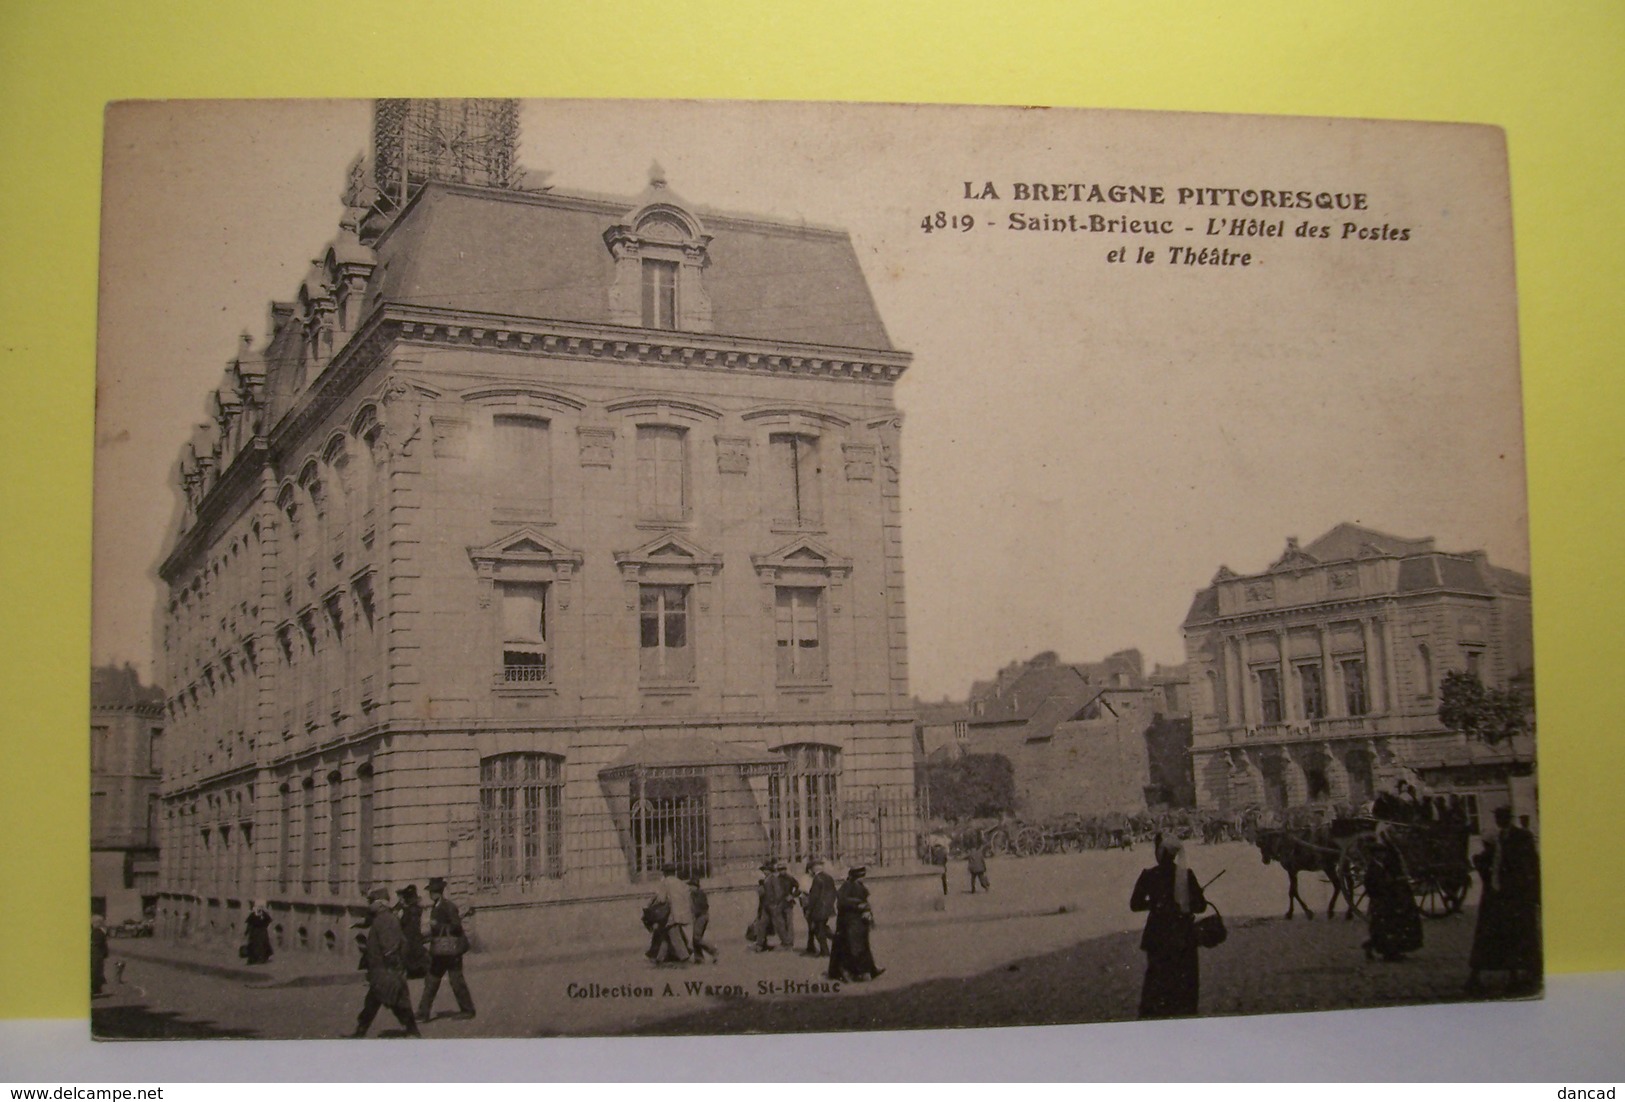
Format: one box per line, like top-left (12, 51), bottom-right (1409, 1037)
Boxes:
top-left (1438, 669), bottom-right (1534, 745)
top-left (922, 753), bottom-right (1017, 820)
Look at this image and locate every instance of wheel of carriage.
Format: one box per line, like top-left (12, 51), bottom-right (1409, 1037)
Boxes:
top-left (1441, 872), bottom-right (1470, 915)
top-left (1060, 834), bottom-right (1084, 854)
top-left (987, 829), bottom-right (1012, 857)
top-left (1414, 873), bottom-right (1459, 918)
top-left (1016, 827), bottom-right (1045, 857)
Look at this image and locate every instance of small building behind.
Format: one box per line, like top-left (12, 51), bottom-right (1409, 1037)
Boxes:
top-left (91, 664), bottom-right (165, 924)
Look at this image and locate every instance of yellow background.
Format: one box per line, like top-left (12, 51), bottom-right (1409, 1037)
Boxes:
top-left (2, 2), bottom-right (1621, 1021)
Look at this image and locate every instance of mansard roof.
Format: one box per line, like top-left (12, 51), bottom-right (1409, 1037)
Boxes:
top-left (1302, 522), bottom-right (1435, 563)
top-left (363, 182), bottom-right (895, 351)
top-left (91, 664), bottom-right (165, 712)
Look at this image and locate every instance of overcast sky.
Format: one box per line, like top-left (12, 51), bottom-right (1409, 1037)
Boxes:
top-left (93, 100), bottom-right (1529, 700)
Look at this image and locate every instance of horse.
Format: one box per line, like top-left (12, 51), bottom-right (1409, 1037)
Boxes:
top-left (1255, 827), bottom-right (1361, 920)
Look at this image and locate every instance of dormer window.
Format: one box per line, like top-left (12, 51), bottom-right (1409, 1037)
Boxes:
top-left (604, 170), bottom-right (714, 332)
top-left (642, 259), bottom-right (678, 330)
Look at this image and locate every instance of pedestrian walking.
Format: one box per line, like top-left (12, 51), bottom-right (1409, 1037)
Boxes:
top-left (967, 846), bottom-right (990, 894)
top-left (91, 915), bottom-right (109, 998)
top-left (688, 874), bottom-right (719, 963)
top-left (1362, 825), bottom-right (1423, 961)
top-left (1467, 807), bottom-right (1542, 994)
top-left (827, 866), bottom-right (884, 982)
top-left (647, 862), bottom-right (693, 964)
top-left (928, 830), bottom-right (951, 895)
top-left (394, 885), bottom-right (427, 979)
top-left (242, 900), bottom-right (274, 965)
top-left (772, 860), bottom-right (802, 950)
top-left (417, 876), bottom-right (476, 1022)
top-left (351, 887), bottom-right (420, 1038)
top-left (1129, 837), bottom-right (1208, 1019)
top-left (802, 858), bottom-right (837, 956)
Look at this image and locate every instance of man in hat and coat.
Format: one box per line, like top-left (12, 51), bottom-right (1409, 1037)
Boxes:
top-left (769, 860), bottom-right (802, 951)
top-left (646, 862), bottom-right (694, 963)
top-left (828, 866), bottom-right (884, 981)
top-left (802, 858), bottom-right (838, 956)
top-left (417, 877), bottom-right (476, 1022)
top-left (394, 885), bottom-right (427, 979)
top-left (351, 886), bottom-right (420, 1037)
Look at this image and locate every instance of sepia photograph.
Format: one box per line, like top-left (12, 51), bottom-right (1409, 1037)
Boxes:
top-left (88, 97), bottom-right (1539, 1041)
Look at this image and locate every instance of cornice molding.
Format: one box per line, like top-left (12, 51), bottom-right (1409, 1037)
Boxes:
top-left (387, 304), bottom-right (911, 382)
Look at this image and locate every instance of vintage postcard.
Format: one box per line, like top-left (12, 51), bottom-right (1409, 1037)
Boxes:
top-left (90, 99), bottom-right (1538, 1039)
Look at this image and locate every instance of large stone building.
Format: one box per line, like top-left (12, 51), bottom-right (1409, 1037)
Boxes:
top-left (1181, 523), bottom-right (1535, 828)
top-left (91, 664), bottom-right (165, 924)
top-left (155, 100), bottom-right (920, 953)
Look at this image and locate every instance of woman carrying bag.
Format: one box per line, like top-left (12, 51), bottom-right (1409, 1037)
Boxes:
top-left (1129, 837), bottom-right (1212, 1019)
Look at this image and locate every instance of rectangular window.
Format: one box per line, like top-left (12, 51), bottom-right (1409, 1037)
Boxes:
top-left (1297, 662), bottom-right (1326, 720)
top-left (1257, 668), bottom-right (1283, 724)
top-left (641, 259), bottom-right (678, 329)
top-left (146, 794), bottom-right (160, 848)
top-left (493, 415), bottom-right (551, 510)
top-left (1341, 658), bottom-right (1368, 716)
top-left (636, 426), bottom-right (687, 521)
top-left (91, 791), bottom-right (108, 840)
top-left (500, 582), bottom-right (549, 682)
top-left (91, 725), bottom-right (109, 772)
top-left (640, 584), bottom-right (694, 683)
top-left (770, 434), bottom-right (823, 526)
top-left (1464, 650), bottom-right (1483, 679)
top-left (775, 586), bottom-right (827, 681)
top-left (149, 728), bottom-right (163, 772)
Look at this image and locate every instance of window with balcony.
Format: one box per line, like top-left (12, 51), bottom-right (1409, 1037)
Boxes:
top-left (1257, 667), bottom-right (1283, 724)
top-left (499, 582), bottom-right (549, 684)
top-left (1297, 662), bottom-right (1326, 720)
top-left (1341, 658), bottom-right (1368, 716)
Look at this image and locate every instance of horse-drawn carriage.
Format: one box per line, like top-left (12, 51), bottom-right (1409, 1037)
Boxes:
top-left (1341, 817), bottom-right (1473, 918)
top-left (1255, 812), bottom-right (1472, 920)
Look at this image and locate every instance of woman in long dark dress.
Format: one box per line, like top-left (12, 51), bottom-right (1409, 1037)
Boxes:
top-left (243, 901), bottom-right (274, 965)
top-left (827, 866), bottom-right (884, 981)
top-left (1129, 838), bottom-right (1208, 1019)
top-left (1362, 828), bottom-right (1422, 961)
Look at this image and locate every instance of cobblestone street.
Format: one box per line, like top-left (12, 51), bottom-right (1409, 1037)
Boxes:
top-left (92, 844), bottom-right (1524, 1040)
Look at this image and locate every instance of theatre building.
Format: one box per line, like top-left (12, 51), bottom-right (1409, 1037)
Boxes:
top-left (1181, 524), bottom-right (1535, 829)
top-left (155, 99), bottom-right (920, 952)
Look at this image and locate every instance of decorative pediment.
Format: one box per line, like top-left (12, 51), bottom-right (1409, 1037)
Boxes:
top-left (1211, 565), bottom-right (1238, 584)
top-left (1267, 537), bottom-right (1320, 574)
top-left (469, 527), bottom-right (584, 568)
top-left (612, 532), bottom-right (722, 611)
top-left (468, 528), bottom-right (583, 608)
top-left (740, 404), bottom-right (851, 429)
top-left (613, 532), bottom-right (723, 571)
top-left (751, 536), bottom-right (852, 577)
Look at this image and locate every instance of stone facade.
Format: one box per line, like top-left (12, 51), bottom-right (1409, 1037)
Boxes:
top-left (929, 650), bottom-right (1192, 817)
top-left (1182, 523), bottom-right (1535, 829)
top-left (91, 665), bottom-right (165, 924)
top-left (155, 101), bottom-right (923, 954)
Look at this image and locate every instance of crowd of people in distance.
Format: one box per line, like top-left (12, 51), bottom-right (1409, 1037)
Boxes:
top-left (641, 857), bottom-right (884, 982)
